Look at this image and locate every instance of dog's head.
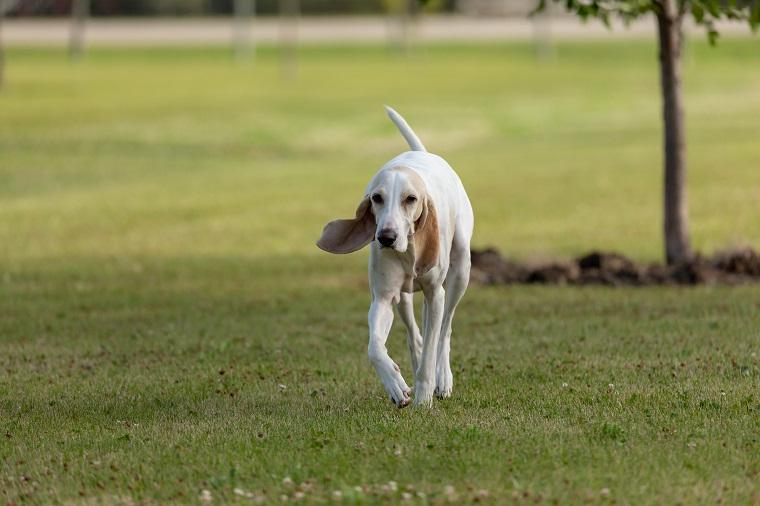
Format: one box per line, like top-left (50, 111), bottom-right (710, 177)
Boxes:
top-left (317, 166), bottom-right (439, 275)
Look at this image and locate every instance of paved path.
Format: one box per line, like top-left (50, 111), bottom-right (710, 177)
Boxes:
top-left (2, 15), bottom-right (753, 46)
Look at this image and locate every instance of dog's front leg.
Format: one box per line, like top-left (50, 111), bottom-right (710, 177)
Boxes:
top-left (368, 295), bottom-right (411, 408)
top-left (413, 285), bottom-right (445, 407)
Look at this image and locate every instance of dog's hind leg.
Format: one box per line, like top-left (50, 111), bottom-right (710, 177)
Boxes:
top-left (435, 234), bottom-right (471, 399)
top-left (414, 285), bottom-right (445, 407)
top-left (396, 292), bottom-right (422, 376)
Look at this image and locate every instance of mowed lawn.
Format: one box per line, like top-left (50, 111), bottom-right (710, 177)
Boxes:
top-left (1, 40), bottom-right (759, 504)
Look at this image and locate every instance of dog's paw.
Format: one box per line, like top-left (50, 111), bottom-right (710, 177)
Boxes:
top-left (387, 383), bottom-right (412, 408)
top-left (379, 365), bottom-right (411, 408)
top-left (412, 380), bottom-right (435, 407)
top-left (434, 366), bottom-right (453, 399)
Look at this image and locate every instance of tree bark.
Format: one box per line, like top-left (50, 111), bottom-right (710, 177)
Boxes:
top-left (657, 0), bottom-right (692, 264)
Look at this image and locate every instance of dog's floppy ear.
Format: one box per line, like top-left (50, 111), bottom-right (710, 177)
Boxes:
top-left (413, 196), bottom-right (439, 275)
top-left (317, 197), bottom-right (375, 254)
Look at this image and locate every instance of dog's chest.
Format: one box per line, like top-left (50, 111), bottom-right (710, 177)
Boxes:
top-left (399, 252), bottom-right (421, 293)
top-left (401, 273), bottom-right (421, 293)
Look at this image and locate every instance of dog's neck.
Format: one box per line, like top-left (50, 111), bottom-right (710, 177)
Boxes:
top-left (377, 240), bottom-right (420, 293)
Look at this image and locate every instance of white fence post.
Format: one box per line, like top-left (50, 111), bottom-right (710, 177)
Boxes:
top-left (233, 0), bottom-right (256, 60)
top-left (69, 0), bottom-right (90, 61)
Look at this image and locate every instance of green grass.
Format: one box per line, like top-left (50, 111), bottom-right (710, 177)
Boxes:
top-left (1, 41), bottom-right (759, 504)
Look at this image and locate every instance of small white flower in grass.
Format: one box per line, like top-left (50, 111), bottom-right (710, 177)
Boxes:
top-left (234, 488), bottom-right (254, 498)
top-left (354, 486), bottom-right (363, 494)
top-left (282, 476), bottom-right (294, 487)
top-left (401, 492), bottom-right (413, 501)
top-left (687, 441), bottom-right (697, 448)
top-left (200, 489), bottom-right (212, 504)
top-left (388, 481), bottom-right (398, 492)
top-left (393, 446), bottom-right (402, 456)
top-left (600, 488), bottom-right (610, 496)
top-left (561, 382), bottom-right (569, 388)
top-left (293, 491), bottom-right (305, 501)
top-left (332, 490), bottom-right (342, 499)
top-left (278, 384), bottom-right (287, 390)
top-left (608, 383), bottom-right (615, 389)
top-left (721, 391), bottom-right (726, 396)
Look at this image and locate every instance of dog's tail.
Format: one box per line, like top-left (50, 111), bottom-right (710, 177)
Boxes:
top-left (384, 105), bottom-right (426, 152)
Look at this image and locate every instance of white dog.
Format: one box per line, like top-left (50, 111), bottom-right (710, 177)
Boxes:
top-left (317, 107), bottom-right (474, 408)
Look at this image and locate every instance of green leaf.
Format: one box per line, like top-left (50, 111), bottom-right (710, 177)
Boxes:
top-left (691, 3), bottom-right (705, 24)
top-left (600, 11), bottom-right (611, 28)
top-left (705, 0), bottom-right (720, 17)
top-left (531, 0), bottom-right (547, 16)
top-left (707, 27), bottom-right (720, 45)
top-left (534, 0), bottom-right (668, 25)
top-left (751, 0), bottom-right (760, 32)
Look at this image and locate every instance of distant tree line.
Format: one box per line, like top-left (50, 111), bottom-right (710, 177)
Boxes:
top-left (6, 0), bottom-right (456, 15)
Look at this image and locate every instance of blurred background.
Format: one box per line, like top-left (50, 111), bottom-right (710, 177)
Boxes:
top-left (3, 0), bottom-right (506, 16)
top-left (0, 0), bottom-right (758, 286)
top-left (2, 4), bottom-right (760, 502)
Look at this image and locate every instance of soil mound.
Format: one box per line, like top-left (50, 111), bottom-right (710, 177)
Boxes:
top-left (471, 247), bottom-right (760, 286)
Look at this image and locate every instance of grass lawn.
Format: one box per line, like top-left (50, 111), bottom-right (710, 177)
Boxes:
top-left (1, 40), bottom-right (759, 504)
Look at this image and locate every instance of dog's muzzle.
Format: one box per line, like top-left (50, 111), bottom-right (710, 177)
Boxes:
top-left (377, 229), bottom-right (397, 248)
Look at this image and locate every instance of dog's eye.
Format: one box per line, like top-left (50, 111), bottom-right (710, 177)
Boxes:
top-left (371, 194), bottom-right (384, 204)
top-left (405, 195), bottom-right (417, 204)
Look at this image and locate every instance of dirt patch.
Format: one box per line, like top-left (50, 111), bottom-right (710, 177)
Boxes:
top-left (470, 247), bottom-right (760, 286)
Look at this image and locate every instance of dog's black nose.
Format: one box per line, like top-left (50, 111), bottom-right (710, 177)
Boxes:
top-left (377, 230), bottom-right (397, 248)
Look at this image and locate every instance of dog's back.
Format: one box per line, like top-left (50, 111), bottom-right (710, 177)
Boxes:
top-left (382, 109), bottom-right (474, 245)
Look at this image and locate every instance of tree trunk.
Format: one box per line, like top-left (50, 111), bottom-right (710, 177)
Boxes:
top-left (656, 0), bottom-right (691, 265)
top-left (69, 0), bottom-right (89, 61)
